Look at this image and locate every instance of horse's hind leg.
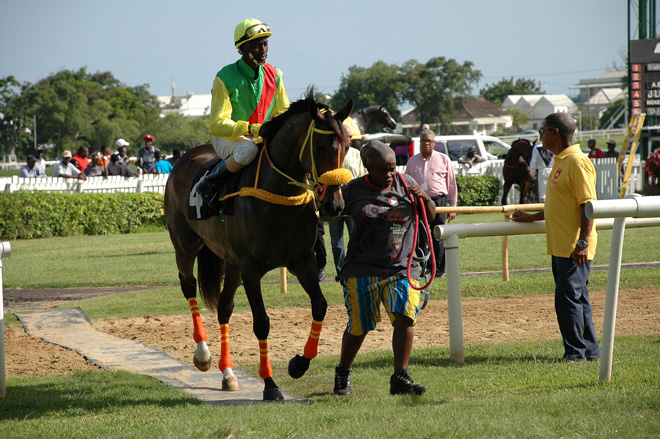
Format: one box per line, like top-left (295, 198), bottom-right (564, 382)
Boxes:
top-left (501, 180), bottom-right (512, 206)
top-left (519, 180), bottom-right (529, 205)
top-left (216, 263), bottom-right (241, 391)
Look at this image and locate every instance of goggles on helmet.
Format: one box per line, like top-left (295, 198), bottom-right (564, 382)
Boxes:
top-left (236, 22), bottom-right (270, 46)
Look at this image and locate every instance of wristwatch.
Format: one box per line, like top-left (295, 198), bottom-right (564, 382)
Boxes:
top-left (576, 239), bottom-right (589, 249)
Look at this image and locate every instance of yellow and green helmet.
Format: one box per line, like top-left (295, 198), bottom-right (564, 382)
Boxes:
top-left (234, 18), bottom-right (272, 49)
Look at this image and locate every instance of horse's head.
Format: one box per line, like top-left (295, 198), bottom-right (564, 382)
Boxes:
top-left (506, 138), bottom-right (534, 166)
top-left (376, 104), bottom-right (398, 131)
top-left (306, 98), bottom-right (354, 220)
top-left (259, 89), bottom-right (353, 220)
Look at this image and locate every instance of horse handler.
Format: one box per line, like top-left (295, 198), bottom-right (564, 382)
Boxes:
top-left (196, 18), bottom-right (289, 204)
top-left (333, 140), bottom-right (436, 396)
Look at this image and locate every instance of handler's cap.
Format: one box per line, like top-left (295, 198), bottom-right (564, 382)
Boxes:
top-left (234, 18), bottom-right (271, 49)
top-left (361, 139), bottom-right (395, 166)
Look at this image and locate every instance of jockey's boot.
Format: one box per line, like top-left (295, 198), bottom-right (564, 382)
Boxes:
top-left (197, 159), bottom-right (232, 206)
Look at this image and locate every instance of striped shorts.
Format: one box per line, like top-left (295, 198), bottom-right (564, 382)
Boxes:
top-left (343, 275), bottom-right (421, 336)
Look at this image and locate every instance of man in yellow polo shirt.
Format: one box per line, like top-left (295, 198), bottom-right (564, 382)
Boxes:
top-left (512, 112), bottom-right (600, 362)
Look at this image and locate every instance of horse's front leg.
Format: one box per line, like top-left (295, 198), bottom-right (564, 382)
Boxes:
top-left (287, 250), bottom-right (328, 379)
top-left (241, 265), bottom-right (283, 401)
top-left (216, 263), bottom-right (242, 391)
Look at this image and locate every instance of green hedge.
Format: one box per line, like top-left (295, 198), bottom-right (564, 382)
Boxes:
top-left (456, 175), bottom-right (502, 206)
top-left (0, 192), bottom-right (166, 240)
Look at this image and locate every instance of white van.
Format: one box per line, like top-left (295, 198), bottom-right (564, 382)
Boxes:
top-left (409, 135), bottom-right (511, 163)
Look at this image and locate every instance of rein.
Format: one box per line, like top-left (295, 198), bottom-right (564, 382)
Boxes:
top-left (217, 118), bottom-right (351, 206)
top-left (397, 172), bottom-right (436, 292)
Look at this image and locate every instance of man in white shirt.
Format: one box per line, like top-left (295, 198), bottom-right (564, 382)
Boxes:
top-left (53, 150), bottom-right (86, 180)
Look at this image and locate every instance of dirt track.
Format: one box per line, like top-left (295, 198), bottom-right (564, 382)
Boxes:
top-left (4, 287), bottom-right (660, 378)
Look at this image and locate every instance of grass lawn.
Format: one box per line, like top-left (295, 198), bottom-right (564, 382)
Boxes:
top-left (1, 336), bottom-right (658, 438)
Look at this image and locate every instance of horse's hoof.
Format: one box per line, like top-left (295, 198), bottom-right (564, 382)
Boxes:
top-left (288, 354), bottom-right (310, 379)
top-left (193, 355), bottom-right (212, 372)
top-left (263, 387), bottom-right (284, 401)
top-left (222, 376), bottom-right (240, 391)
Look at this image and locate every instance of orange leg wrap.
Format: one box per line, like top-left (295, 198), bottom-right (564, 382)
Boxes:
top-left (188, 298), bottom-right (207, 344)
top-left (218, 324), bottom-right (233, 371)
top-left (258, 339), bottom-right (274, 380)
top-left (303, 320), bottom-right (323, 359)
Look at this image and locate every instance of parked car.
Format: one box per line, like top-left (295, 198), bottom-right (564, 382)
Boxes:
top-left (405, 135), bottom-right (511, 164)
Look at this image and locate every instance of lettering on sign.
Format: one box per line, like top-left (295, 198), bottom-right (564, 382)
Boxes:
top-left (647, 63), bottom-right (660, 71)
top-left (647, 90), bottom-right (660, 98)
top-left (646, 99), bottom-right (660, 106)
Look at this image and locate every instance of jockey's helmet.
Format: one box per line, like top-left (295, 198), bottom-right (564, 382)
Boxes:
top-left (234, 19), bottom-right (271, 49)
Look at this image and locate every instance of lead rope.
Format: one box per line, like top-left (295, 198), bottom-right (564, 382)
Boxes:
top-left (397, 172), bottom-right (436, 292)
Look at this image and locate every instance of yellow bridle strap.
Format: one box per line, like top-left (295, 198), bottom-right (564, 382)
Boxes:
top-left (217, 186), bottom-right (314, 206)
top-left (298, 120), bottom-right (335, 183)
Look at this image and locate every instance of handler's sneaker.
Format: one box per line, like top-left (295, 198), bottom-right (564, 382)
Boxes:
top-left (390, 369), bottom-right (425, 395)
top-left (334, 365), bottom-right (352, 395)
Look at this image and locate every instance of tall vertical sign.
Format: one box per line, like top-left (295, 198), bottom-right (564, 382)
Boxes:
top-left (630, 38), bottom-right (660, 116)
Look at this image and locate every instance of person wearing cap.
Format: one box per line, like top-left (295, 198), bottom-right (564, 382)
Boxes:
top-left (587, 138), bottom-right (604, 160)
top-left (457, 146), bottom-right (486, 168)
top-left (114, 139), bottom-right (131, 164)
top-left (196, 18), bottom-right (290, 205)
top-left (604, 140), bottom-right (618, 158)
top-left (333, 139), bottom-right (435, 397)
top-left (136, 134), bottom-right (161, 173)
top-left (53, 150), bottom-right (86, 180)
top-left (20, 155), bottom-right (46, 178)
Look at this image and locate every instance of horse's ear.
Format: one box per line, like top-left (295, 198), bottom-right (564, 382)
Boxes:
top-left (334, 100), bottom-right (354, 123)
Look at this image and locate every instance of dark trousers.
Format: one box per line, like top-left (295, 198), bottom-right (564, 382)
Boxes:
top-left (430, 195), bottom-right (448, 276)
top-left (551, 256), bottom-right (601, 361)
top-left (314, 218), bottom-right (326, 270)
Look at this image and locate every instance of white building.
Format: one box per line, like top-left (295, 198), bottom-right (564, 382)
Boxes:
top-left (501, 94), bottom-right (577, 130)
top-left (158, 93), bottom-right (212, 118)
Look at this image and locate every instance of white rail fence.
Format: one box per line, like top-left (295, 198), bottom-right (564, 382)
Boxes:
top-left (0, 174), bottom-right (169, 194)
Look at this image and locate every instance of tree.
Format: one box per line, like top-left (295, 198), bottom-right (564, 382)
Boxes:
top-left (147, 114), bottom-right (211, 151)
top-left (11, 68), bottom-right (161, 157)
top-left (480, 77), bottom-right (542, 107)
top-left (399, 57), bottom-right (482, 132)
top-left (331, 61), bottom-right (406, 130)
top-left (599, 99), bottom-right (625, 129)
top-left (0, 76), bottom-right (34, 157)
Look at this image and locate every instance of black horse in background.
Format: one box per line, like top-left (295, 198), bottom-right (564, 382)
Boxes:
top-left (501, 138), bottom-right (535, 205)
top-left (349, 105), bottom-right (398, 149)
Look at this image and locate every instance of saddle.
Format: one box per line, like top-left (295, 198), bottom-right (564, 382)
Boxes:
top-left (188, 158), bottom-right (241, 220)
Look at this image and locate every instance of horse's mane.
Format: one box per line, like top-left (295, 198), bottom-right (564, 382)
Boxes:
top-left (259, 87), bottom-right (345, 143)
top-left (505, 138), bottom-right (533, 166)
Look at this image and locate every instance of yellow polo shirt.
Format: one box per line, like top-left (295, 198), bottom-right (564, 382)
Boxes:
top-left (545, 144), bottom-right (597, 260)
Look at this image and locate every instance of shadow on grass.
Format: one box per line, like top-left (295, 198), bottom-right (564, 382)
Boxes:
top-left (0, 371), bottom-right (202, 421)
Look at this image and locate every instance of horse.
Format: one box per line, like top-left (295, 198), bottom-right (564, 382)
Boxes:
top-left (501, 138), bottom-right (534, 205)
top-left (164, 90), bottom-right (353, 400)
top-left (349, 104), bottom-right (398, 149)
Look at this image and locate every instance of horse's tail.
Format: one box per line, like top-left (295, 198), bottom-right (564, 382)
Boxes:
top-left (197, 244), bottom-right (224, 312)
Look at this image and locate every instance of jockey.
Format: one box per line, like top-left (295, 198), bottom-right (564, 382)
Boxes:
top-left (196, 18), bottom-right (290, 204)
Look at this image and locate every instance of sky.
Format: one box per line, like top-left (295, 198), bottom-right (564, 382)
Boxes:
top-left (2, 0), bottom-right (627, 109)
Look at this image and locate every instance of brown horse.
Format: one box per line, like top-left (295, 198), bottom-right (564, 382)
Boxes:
top-left (349, 105), bottom-right (398, 149)
top-left (501, 138), bottom-right (534, 205)
top-left (164, 91), bottom-right (353, 400)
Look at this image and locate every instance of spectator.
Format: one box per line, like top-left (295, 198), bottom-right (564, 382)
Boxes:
top-left (136, 134), bottom-right (160, 173)
top-left (53, 150), bottom-right (86, 180)
top-left (73, 146), bottom-right (90, 173)
top-left (154, 151), bottom-right (173, 174)
top-left (34, 148), bottom-right (47, 173)
top-left (405, 129), bottom-right (457, 277)
top-left (115, 138), bottom-right (130, 155)
top-left (529, 143), bottom-right (555, 202)
top-left (116, 146), bottom-right (132, 165)
top-left (333, 139), bottom-right (435, 396)
top-left (84, 153), bottom-right (108, 178)
top-left (107, 153), bottom-right (138, 177)
top-left (457, 146), bottom-right (486, 168)
top-left (167, 148), bottom-right (182, 167)
top-left (604, 140), bottom-right (618, 158)
top-left (587, 139), bottom-right (604, 160)
top-left (98, 144), bottom-right (112, 168)
top-left (513, 112), bottom-right (600, 362)
top-left (20, 155), bottom-right (46, 178)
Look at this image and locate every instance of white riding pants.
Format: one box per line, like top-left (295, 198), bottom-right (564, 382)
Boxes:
top-left (211, 135), bottom-right (258, 166)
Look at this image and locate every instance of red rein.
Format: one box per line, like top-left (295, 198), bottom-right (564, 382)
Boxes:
top-left (397, 172), bottom-right (436, 291)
